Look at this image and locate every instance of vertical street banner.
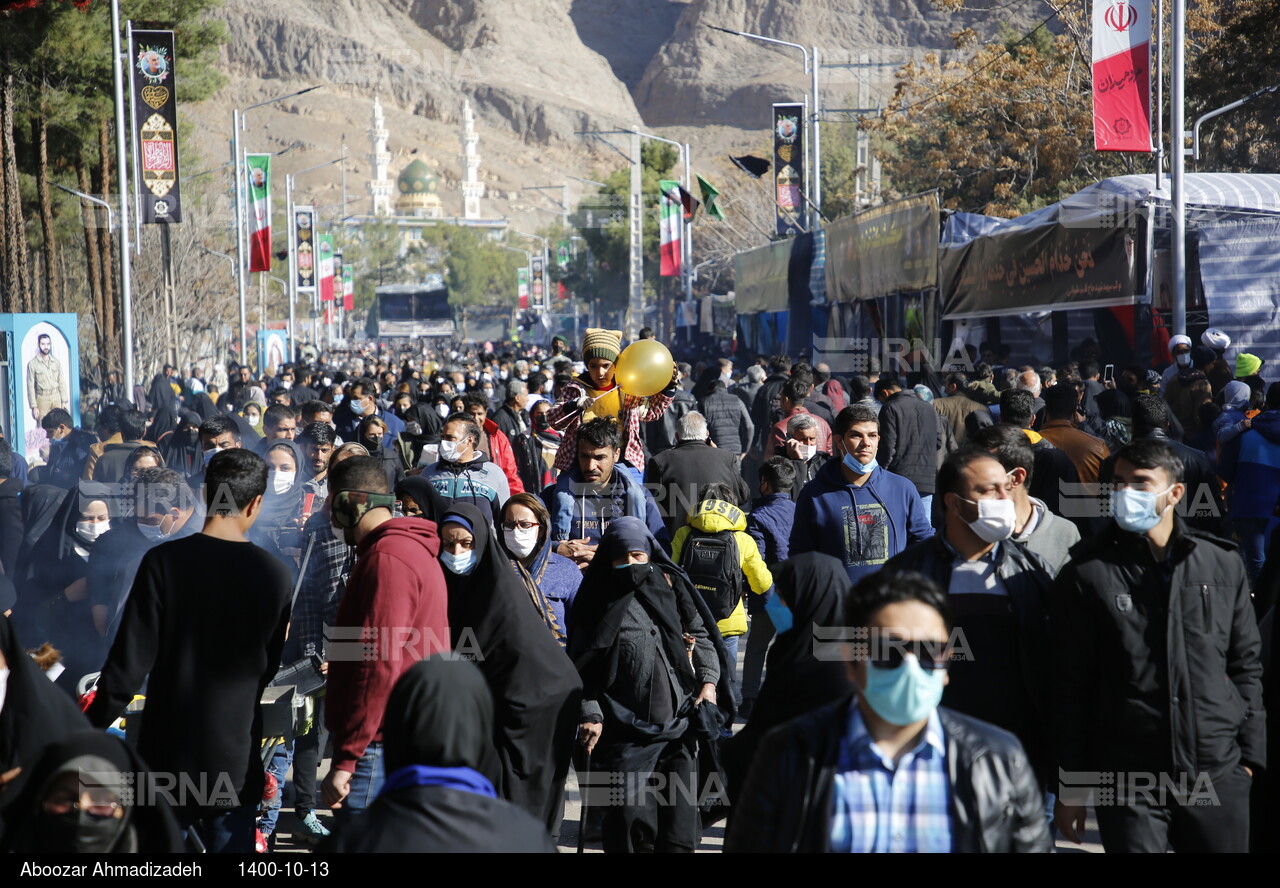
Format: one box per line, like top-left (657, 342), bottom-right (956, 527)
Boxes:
top-left (1092, 0), bottom-right (1153, 152)
top-left (773, 103), bottom-right (805, 236)
top-left (332, 252), bottom-right (344, 309)
top-left (343, 264), bottom-right (355, 311)
top-left (659, 179), bottom-right (683, 277)
top-left (517, 267), bottom-right (529, 309)
top-left (129, 30), bottom-right (182, 223)
top-left (531, 257), bottom-right (545, 309)
top-left (317, 233), bottom-right (335, 302)
top-left (245, 154), bottom-right (272, 271)
top-left (294, 206), bottom-right (315, 293)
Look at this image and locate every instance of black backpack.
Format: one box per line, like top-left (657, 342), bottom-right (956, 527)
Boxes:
top-left (680, 528), bottom-right (744, 621)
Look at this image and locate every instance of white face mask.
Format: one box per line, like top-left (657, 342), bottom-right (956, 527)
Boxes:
top-left (440, 439), bottom-right (465, 462)
top-left (504, 526), bottom-right (540, 559)
top-left (77, 520), bottom-right (108, 542)
top-left (957, 496), bottom-right (1017, 543)
top-left (797, 443), bottom-right (816, 460)
top-left (436, 404), bottom-right (451, 418)
top-left (272, 470), bottom-right (296, 495)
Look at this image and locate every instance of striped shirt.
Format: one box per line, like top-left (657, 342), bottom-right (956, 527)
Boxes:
top-left (830, 705), bottom-right (952, 853)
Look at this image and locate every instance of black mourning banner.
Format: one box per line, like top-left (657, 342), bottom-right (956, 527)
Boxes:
top-left (941, 222), bottom-right (1137, 319)
top-left (772, 103), bottom-right (805, 237)
top-left (129, 30), bottom-right (182, 224)
top-left (825, 192), bottom-right (940, 303)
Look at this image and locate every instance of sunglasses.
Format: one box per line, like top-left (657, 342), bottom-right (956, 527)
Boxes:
top-left (868, 639), bottom-right (951, 672)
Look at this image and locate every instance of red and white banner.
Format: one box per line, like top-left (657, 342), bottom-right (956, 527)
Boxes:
top-left (659, 179), bottom-right (682, 277)
top-left (1092, 0), bottom-right (1153, 152)
top-left (245, 154), bottom-right (272, 270)
top-left (317, 233), bottom-right (335, 302)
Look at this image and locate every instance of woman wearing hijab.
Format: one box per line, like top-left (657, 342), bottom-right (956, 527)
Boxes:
top-left (1096, 388), bottom-right (1133, 452)
top-left (0, 614), bottom-right (88, 827)
top-left (394, 475), bottom-right (450, 526)
top-left (161, 410), bottom-right (203, 477)
top-left (497, 493), bottom-right (580, 649)
top-left (437, 503), bottom-right (582, 835)
top-left (248, 440), bottom-right (313, 574)
top-left (325, 657), bottom-right (556, 853)
top-left (720, 553), bottom-right (853, 805)
top-left (0, 730), bottom-right (183, 853)
top-left (146, 372), bottom-right (176, 419)
top-left (21, 481), bottom-right (118, 686)
top-left (569, 517), bottom-right (736, 853)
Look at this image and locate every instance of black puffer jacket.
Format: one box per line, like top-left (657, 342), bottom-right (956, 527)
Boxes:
top-left (878, 391), bottom-right (943, 495)
top-left (699, 386), bottom-right (755, 455)
top-left (1051, 519), bottom-right (1265, 777)
top-left (725, 697), bottom-right (1051, 852)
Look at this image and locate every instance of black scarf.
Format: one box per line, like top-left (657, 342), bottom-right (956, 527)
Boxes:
top-left (394, 475), bottom-right (450, 526)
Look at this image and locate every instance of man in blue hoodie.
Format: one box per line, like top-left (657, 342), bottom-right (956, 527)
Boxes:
top-left (546, 417), bottom-right (669, 567)
top-left (1219, 381), bottom-right (1280, 582)
top-left (790, 404), bottom-right (934, 582)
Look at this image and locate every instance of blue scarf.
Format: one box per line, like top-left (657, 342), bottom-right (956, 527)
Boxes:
top-left (377, 764), bottom-right (497, 799)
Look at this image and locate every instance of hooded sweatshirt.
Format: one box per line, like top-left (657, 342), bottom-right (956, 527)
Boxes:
top-left (425, 450), bottom-right (511, 522)
top-left (547, 463), bottom-right (670, 552)
top-left (672, 500), bottom-right (774, 637)
top-left (789, 457), bottom-right (935, 583)
top-left (1220, 410), bottom-right (1280, 522)
top-left (1214, 380), bottom-right (1253, 444)
top-left (326, 517), bottom-right (451, 774)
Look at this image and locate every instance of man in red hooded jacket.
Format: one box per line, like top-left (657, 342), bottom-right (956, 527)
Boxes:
top-left (321, 456), bottom-right (450, 819)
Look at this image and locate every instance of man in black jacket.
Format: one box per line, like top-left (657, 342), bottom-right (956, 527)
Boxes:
top-left (884, 450), bottom-right (1054, 789)
top-left (726, 569), bottom-right (1050, 852)
top-left (875, 374), bottom-right (944, 515)
top-left (492, 379), bottom-right (542, 493)
top-left (646, 411), bottom-right (749, 537)
top-left (1052, 438), bottom-right (1264, 852)
top-left (1097, 395), bottom-right (1226, 537)
top-left (87, 449), bottom-right (292, 853)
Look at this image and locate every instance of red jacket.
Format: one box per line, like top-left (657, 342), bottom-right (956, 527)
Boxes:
top-left (483, 417), bottom-right (524, 495)
top-left (326, 517), bottom-right (450, 773)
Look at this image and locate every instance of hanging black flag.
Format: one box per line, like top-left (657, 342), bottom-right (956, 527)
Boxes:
top-left (129, 30), bottom-right (183, 223)
top-left (729, 155), bottom-right (771, 178)
top-left (668, 184), bottom-right (700, 222)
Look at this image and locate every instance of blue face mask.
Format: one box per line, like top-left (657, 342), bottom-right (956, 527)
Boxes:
top-left (861, 656), bottom-right (946, 726)
top-left (440, 549), bottom-right (477, 576)
top-left (1113, 486), bottom-right (1174, 534)
top-left (843, 452), bottom-right (877, 475)
top-left (764, 594), bottom-right (793, 633)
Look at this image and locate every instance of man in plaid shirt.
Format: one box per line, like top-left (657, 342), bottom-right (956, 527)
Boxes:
top-left (726, 570), bottom-right (1049, 853)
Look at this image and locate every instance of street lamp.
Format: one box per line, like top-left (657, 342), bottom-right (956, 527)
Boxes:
top-left (232, 84), bottom-right (321, 362)
top-left (709, 25), bottom-right (821, 225)
top-left (286, 152), bottom-right (345, 361)
top-left (54, 183), bottom-right (115, 235)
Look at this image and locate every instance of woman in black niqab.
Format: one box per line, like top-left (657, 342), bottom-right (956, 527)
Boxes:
top-left (325, 657), bottom-right (555, 853)
top-left (0, 729), bottom-right (183, 853)
top-left (721, 552), bottom-right (852, 805)
top-left (438, 503), bottom-right (582, 835)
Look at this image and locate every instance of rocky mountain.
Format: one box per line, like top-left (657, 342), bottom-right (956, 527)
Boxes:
top-left (183, 0), bottom-right (1045, 224)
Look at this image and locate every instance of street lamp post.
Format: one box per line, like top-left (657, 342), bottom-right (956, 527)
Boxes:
top-left (232, 85), bottom-right (320, 363)
top-left (710, 26), bottom-right (821, 226)
top-left (110, 0), bottom-right (136, 395)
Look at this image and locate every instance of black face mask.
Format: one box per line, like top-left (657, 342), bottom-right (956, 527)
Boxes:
top-left (179, 427), bottom-right (199, 444)
top-left (36, 809), bottom-right (127, 853)
top-left (361, 435), bottom-right (384, 453)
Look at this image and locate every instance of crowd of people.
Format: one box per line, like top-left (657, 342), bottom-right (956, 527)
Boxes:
top-left (0, 322), bottom-right (1277, 854)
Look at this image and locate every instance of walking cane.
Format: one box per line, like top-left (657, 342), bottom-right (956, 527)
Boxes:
top-left (577, 745), bottom-right (591, 854)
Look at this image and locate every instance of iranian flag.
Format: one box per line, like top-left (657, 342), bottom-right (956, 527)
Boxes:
top-left (1092, 0), bottom-right (1153, 152)
top-left (317, 233), bottom-right (335, 302)
top-left (659, 179), bottom-right (682, 277)
top-left (245, 154), bottom-right (272, 271)
top-left (343, 264), bottom-right (355, 310)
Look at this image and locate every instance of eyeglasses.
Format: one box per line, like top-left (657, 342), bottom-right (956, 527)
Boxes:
top-left (868, 639), bottom-right (951, 672)
top-left (502, 520), bottom-right (538, 531)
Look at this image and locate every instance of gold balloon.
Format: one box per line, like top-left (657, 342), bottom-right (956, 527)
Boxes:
top-left (614, 340), bottom-right (674, 398)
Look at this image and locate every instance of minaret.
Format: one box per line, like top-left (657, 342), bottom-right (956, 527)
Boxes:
top-left (367, 95), bottom-right (393, 216)
top-left (460, 99), bottom-right (484, 219)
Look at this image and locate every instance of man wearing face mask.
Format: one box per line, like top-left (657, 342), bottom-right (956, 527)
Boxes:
top-left (88, 468), bottom-right (199, 645)
top-left (1160, 333), bottom-right (1195, 393)
top-left (883, 449), bottom-right (1055, 795)
top-left (321, 456), bottom-right (450, 820)
top-left (424, 414), bottom-right (510, 523)
top-left (1051, 438), bottom-right (1264, 852)
top-left (333, 378), bottom-right (405, 443)
top-left (726, 569), bottom-right (1050, 852)
top-left (790, 405), bottom-right (933, 583)
top-left (784, 413), bottom-right (834, 500)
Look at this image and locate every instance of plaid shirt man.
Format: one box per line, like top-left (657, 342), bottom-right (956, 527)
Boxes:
top-left (293, 510), bottom-right (355, 661)
top-left (830, 705), bottom-right (952, 853)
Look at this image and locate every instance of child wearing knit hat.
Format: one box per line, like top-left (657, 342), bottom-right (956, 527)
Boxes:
top-left (544, 329), bottom-right (679, 478)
